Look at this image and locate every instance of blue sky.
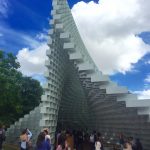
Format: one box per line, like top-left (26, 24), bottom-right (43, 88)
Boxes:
top-left (0, 0), bottom-right (150, 99)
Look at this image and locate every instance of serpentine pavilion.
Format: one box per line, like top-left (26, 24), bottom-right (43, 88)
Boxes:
top-left (6, 0), bottom-right (150, 149)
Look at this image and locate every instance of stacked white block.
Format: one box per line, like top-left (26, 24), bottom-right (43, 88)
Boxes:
top-left (6, 106), bottom-right (42, 144)
top-left (52, 0), bottom-right (150, 149)
top-left (39, 0), bottom-right (73, 143)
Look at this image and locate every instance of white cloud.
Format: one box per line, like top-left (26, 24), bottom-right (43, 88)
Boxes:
top-left (15, 30), bottom-right (49, 77)
top-left (0, 24), bottom-right (49, 78)
top-left (0, 22), bottom-right (49, 77)
top-left (145, 74), bottom-right (150, 83)
top-left (133, 75), bottom-right (150, 99)
top-left (72, 0), bottom-right (150, 74)
top-left (17, 43), bottom-right (48, 76)
top-left (0, 0), bottom-right (9, 17)
top-left (134, 89), bottom-right (150, 99)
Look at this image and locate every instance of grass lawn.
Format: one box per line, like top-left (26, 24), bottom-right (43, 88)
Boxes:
top-left (3, 144), bottom-right (19, 150)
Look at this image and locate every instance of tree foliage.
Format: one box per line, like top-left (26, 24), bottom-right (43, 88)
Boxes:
top-left (0, 50), bottom-right (43, 126)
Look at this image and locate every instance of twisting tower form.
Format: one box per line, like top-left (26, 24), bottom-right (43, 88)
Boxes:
top-left (6, 0), bottom-right (150, 149)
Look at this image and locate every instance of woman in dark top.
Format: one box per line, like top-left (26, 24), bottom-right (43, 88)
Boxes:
top-left (36, 132), bottom-right (51, 150)
top-left (135, 138), bottom-right (143, 150)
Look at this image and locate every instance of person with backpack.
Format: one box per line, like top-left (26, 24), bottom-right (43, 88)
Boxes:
top-left (0, 123), bottom-right (5, 150)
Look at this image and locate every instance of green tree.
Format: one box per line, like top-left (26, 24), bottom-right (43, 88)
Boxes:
top-left (20, 77), bottom-right (43, 115)
top-left (0, 50), bottom-right (43, 125)
top-left (0, 51), bottom-right (22, 124)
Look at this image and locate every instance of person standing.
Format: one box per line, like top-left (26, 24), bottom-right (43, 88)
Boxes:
top-left (135, 138), bottom-right (143, 150)
top-left (0, 124), bottom-right (5, 150)
top-left (95, 137), bottom-right (102, 150)
top-left (43, 128), bottom-right (51, 143)
top-left (36, 132), bottom-right (51, 150)
top-left (90, 132), bottom-right (95, 150)
top-left (123, 142), bottom-right (132, 150)
top-left (56, 134), bottom-right (66, 150)
top-left (20, 128), bottom-right (32, 150)
top-left (65, 131), bottom-right (74, 150)
top-left (119, 133), bottom-right (125, 150)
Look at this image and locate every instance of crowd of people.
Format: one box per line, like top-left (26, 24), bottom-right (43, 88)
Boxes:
top-left (118, 135), bottom-right (143, 150)
top-left (0, 124), bottom-right (144, 150)
top-left (54, 129), bottom-right (143, 150)
top-left (20, 128), bottom-right (51, 150)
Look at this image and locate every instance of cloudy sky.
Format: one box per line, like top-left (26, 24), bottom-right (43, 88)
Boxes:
top-left (0, 0), bottom-right (150, 99)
